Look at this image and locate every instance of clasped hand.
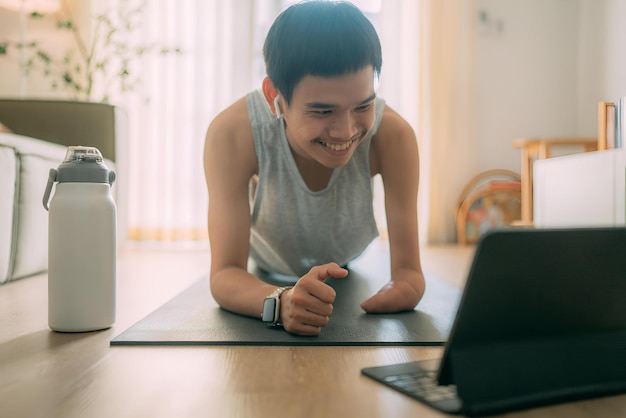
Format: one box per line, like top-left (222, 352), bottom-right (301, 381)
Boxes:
top-left (279, 263), bottom-right (347, 336)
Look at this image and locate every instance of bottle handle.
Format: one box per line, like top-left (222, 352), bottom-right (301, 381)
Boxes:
top-left (43, 168), bottom-right (57, 211)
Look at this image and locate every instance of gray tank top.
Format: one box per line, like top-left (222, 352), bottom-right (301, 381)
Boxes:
top-left (246, 89), bottom-right (384, 278)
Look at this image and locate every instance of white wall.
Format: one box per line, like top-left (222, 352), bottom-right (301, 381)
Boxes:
top-left (577, 0), bottom-right (626, 134)
top-left (474, 0), bottom-right (580, 174)
top-left (472, 0), bottom-right (626, 177)
top-left (600, 0), bottom-right (626, 101)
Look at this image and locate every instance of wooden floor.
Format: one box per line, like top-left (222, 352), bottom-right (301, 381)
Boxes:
top-left (1, 241), bottom-right (625, 418)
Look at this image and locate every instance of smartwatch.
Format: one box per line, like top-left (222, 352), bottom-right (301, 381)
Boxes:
top-left (261, 286), bottom-right (292, 326)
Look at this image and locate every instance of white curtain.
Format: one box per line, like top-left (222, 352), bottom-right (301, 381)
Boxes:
top-left (418, 0), bottom-right (477, 244)
top-left (376, 0), bottom-right (422, 241)
top-left (119, 0), bottom-right (264, 244)
top-left (369, 0), bottom-right (477, 244)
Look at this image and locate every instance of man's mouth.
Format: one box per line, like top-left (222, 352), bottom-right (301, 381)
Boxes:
top-left (318, 135), bottom-right (362, 152)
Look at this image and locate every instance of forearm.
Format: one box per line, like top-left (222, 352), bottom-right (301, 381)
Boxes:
top-left (385, 201), bottom-right (423, 308)
top-left (210, 266), bottom-right (277, 319)
top-left (360, 239), bottom-right (424, 313)
top-left (390, 265), bottom-right (425, 306)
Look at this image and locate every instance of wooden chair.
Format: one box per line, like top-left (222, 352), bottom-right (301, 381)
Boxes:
top-left (598, 101), bottom-right (616, 151)
top-left (513, 100), bottom-right (618, 225)
top-left (512, 137), bottom-right (598, 226)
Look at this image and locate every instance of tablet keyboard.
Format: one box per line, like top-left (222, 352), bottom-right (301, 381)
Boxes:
top-left (382, 368), bottom-right (458, 403)
top-left (362, 360), bottom-right (462, 414)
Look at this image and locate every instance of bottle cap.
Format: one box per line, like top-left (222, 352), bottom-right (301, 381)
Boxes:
top-left (55, 146), bottom-right (116, 184)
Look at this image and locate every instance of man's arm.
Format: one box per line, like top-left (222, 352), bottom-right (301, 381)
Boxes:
top-left (204, 97), bottom-right (277, 318)
top-left (361, 106), bottom-right (425, 313)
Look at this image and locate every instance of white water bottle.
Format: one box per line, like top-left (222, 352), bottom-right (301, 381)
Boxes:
top-left (43, 146), bottom-right (117, 332)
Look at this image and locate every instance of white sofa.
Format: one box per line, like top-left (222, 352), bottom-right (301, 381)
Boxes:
top-left (0, 99), bottom-right (125, 285)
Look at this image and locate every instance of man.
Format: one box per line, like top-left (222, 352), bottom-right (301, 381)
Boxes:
top-left (204, 1), bottom-right (424, 336)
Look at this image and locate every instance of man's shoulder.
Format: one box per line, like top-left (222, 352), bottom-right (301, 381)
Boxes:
top-left (370, 105), bottom-right (417, 169)
top-left (205, 96), bottom-right (256, 163)
top-left (205, 96), bottom-right (258, 175)
top-left (371, 105), bottom-right (414, 144)
top-left (212, 96), bottom-right (250, 129)
top-left (207, 97), bottom-right (252, 141)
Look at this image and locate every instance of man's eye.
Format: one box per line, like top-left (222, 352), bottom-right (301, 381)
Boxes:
top-left (311, 110), bottom-right (332, 116)
top-left (356, 104), bottom-right (373, 112)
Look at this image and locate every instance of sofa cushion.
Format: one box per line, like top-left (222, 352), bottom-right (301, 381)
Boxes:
top-left (0, 145), bottom-right (17, 284)
top-left (1, 133), bottom-right (67, 282)
top-left (13, 152), bottom-right (64, 279)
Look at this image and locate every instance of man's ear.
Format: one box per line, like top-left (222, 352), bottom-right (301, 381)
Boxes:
top-left (262, 77), bottom-right (281, 117)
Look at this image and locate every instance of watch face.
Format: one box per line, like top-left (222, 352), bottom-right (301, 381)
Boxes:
top-left (262, 298), bottom-right (277, 322)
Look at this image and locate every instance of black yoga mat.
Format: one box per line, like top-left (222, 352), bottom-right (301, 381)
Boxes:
top-left (111, 250), bottom-right (462, 346)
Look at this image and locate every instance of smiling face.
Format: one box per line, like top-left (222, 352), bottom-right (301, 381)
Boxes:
top-left (279, 66), bottom-right (377, 170)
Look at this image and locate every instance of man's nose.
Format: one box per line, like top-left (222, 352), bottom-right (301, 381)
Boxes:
top-left (329, 112), bottom-right (358, 139)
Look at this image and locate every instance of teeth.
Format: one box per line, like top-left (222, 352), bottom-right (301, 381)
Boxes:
top-left (323, 139), bottom-right (354, 151)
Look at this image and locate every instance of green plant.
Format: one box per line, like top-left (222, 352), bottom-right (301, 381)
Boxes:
top-left (0, 0), bottom-right (181, 102)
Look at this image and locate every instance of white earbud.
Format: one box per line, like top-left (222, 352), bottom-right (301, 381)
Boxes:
top-left (273, 95), bottom-right (283, 119)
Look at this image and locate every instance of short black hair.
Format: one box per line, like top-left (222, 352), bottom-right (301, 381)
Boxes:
top-left (263, 1), bottom-right (382, 104)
